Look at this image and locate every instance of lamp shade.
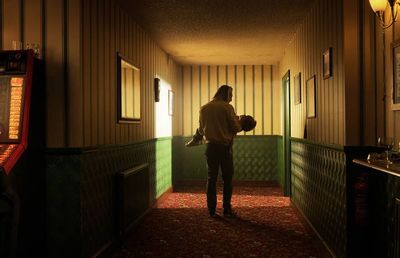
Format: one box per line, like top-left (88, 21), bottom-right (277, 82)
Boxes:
top-left (369, 0), bottom-right (388, 12)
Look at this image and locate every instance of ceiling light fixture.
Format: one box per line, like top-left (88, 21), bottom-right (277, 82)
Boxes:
top-left (369, 0), bottom-right (399, 29)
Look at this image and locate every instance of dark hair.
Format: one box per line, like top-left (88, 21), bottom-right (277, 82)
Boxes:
top-left (213, 85), bottom-right (232, 101)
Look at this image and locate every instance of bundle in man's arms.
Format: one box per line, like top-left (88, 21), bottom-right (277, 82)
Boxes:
top-left (185, 115), bottom-right (257, 147)
top-left (239, 115), bottom-right (257, 132)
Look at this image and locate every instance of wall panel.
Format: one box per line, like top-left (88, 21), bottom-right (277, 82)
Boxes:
top-left (280, 0), bottom-right (344, 145)
top-left (68, 0), bottom-right (83, 147)
top-left (46, 0), bottom-right (66, 147)
top-left (263, 65), bottom-right (272, 135)
top-left (83, 0), bottom-right (92, 146)
top-left (254, 65), bottom-right (263, 135)
top-left (381, 1), bottom-right (400, 146)
top-left (200, 65), bottom-right (208, 106)
top-left (182, 64), bottom-right (279, 136)
top-left (272, 66), bottom-right (281, 135)
top-left (209, 66), bottom-right (218, 98)
top-left (182, 66), bottom-right (192, 136)
top-left (97, 0), bottom-right (105, 145)
top-left (192, 65), bottom-right (200, 133)
top-left (24, 0), bottom-right (42, 50)
top-left (2, 0), bottom-right (21, 50)
top-left (245, 65), bottom-right (254, 120)
top-left (1, 0), bottom-right (182, 147)
top-left (91, 0), bottom-right (99, 144)
top-left (236, 65), bottom-right (245, 135)
top-left (79, 0), bottom-right (182, 146)
top-left (227, 65), bottom-right (236, 110)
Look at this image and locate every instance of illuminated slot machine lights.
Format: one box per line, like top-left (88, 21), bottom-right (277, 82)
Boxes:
top-left (9, 77), bottom-right (24, 140)
top-left (0, 144), bottom-right (17, 166)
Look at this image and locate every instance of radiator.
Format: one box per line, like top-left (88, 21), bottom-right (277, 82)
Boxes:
top-left (116, 163), bottom-right (149, 237)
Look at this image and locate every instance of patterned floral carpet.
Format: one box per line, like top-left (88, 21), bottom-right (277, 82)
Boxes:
top-left (110, 186), bottom-right (326, 258)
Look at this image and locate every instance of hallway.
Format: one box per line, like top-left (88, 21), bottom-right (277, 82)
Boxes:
top-left (110, 185), bottom-right (331, 258)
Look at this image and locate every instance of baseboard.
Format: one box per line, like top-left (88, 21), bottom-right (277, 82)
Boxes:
top-left (92, 240), bottom-right (113, 258)
top-left (153, 186), bottom-right (173, 208)
top-left (174, 179), bottom-right (279, 188)
top-left (94, 186), bottom-right (173, 258)
top-left (290, 201), bottom-right (336, 258)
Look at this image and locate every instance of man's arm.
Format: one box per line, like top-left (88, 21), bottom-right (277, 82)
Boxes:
top-left (227, 105), bottom-right (242, 133)
top-left (198, 109), bottom-right (205, 136)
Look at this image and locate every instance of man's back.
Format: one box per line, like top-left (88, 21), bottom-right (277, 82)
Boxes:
top-left (199, 100), bottom-right (241, 146)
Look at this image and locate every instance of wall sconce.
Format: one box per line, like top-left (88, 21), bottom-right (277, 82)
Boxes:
top-left (369, 0), bottom-right (399, 29)
top-left (154, 78), bottom-right (160, 102)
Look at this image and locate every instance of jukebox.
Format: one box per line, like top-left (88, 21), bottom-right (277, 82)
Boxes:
top-left (0, 50), bottom-right (34, 175)
top-left (0, 50), bottom-right (42, 257)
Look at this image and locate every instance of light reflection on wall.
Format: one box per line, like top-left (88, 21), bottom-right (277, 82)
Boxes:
top-left (155, 76), bottom-right (173, 198)
top-left (155, 77), bottom-right (172, 138)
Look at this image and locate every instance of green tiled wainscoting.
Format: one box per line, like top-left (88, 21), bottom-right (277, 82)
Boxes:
top-left (46, 137), bottom-right (172, 258)
top-left (277, 137), bottom-right (284, 187)
top-left (291, 138), bottom-right (346, 258)
top-left (155, 138), bottom-right (172, 198)
top-left (174, 135), bottom-right (281, 183)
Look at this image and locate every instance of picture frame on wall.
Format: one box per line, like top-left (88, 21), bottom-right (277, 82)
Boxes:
top-left (392, 39), bottom-right (400, 110)
top-left (306, 75), bottom-right (316, 118)
top-left (294, 72), bottom-right (301, 105)
top-left (116, 53), bottom-right (141, 123)
top-left (323, 48), bottom-right (332, 79)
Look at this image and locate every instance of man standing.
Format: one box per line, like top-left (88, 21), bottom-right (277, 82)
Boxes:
top-left (197, 85), bottom-right (242, 217)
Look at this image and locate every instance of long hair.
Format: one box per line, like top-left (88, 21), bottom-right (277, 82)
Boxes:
top-left (213, 85), bottom-right (232, 101)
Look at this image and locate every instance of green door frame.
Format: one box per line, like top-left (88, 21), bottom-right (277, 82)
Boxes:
top-left (282, 71), bottom-right (291, 196)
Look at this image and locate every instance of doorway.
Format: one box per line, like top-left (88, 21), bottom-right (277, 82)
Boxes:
top-left (282, 71), bottom-right (291, 197)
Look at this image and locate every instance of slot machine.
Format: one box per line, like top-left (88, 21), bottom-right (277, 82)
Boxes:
top-left (0, 50), bottom-right (34, 175)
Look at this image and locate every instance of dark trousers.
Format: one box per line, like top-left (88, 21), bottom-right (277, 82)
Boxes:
top-left (205, 143), bottom-right (234, 213)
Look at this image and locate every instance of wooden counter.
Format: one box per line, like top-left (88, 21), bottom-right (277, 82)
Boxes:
top-left (351, 157), bottom-right (400, 258)
top-left (352, 158), bottom-right (400, 178)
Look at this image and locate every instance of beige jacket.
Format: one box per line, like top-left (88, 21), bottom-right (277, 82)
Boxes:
top-left (198, 99), bottom-right (242, 146)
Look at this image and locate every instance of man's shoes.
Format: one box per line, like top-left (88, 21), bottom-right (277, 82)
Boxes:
top-left (223, 209), bottom-right (237, 218)
top-left (185, 138), bottom-right (203, 147)
top-left (185, 130), bottom-right (204, 147)
top-left (209, 211), bottom-right (217, 218)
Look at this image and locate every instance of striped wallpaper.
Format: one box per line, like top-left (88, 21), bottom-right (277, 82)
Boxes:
top-left (182, 65), bottom-right (281, 136)
top-left (1, 0), bottom-right (182, 147)
top-left (80, 0), bottom-right (182, 146)
top-left (382, 9), bottom-right (400, 148)
top-left (280, 0), bottom-right (345, 146)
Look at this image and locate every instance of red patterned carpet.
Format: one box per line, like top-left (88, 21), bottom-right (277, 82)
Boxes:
top-left (111, 186), bottom-right (328, 258)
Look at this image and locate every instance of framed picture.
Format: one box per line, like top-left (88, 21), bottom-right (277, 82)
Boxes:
top-left (294, 72), bottom-right (301, 104)
top-left (116, 53), bottom-right (141, 123)
top-left (392, 39), bottom-right (400, 110)
top-left (168, 90), bottom-right (174, 116)
top-left (306, 75), bottom-right (316, 118)
top-left (323, 48), bottom-right (332, 79)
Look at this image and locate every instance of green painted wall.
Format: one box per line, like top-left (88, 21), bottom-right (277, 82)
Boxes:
top-left (46, 138), bottom-right (174, 258)
top-left (175, 135), bottom-right (281, 182)
top-left (277, 137), bottom-right (284, 187)
top-left (290, 138), bottom-right (346, 258)
top-left (155, 138), bottom-right (172, 198)
top-left (44, 135), bottom-right (285, 257)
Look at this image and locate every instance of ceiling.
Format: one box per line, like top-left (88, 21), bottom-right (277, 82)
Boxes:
top-left (116, 0), bottom-right (315, 65)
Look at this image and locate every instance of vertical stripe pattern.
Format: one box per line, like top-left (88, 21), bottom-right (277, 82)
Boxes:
top-left (182, 64), bottom-right (277, 136)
